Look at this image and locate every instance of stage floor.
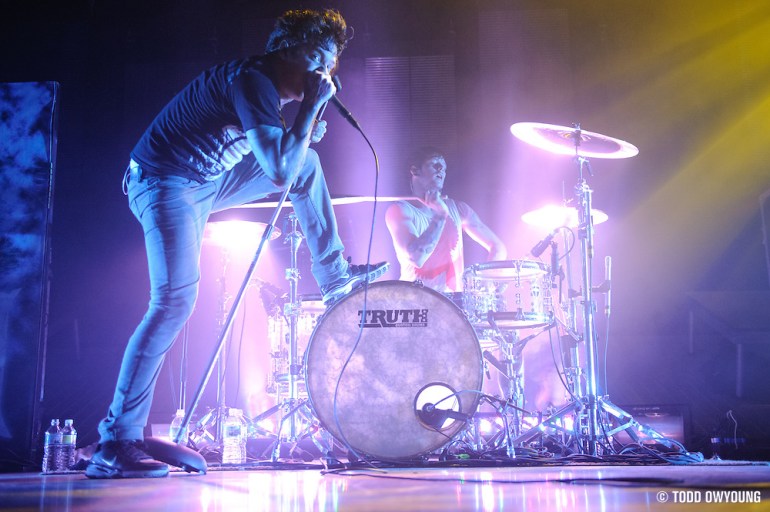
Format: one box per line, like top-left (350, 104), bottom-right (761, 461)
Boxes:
top-left (2, 461), bottom-right (769, 511)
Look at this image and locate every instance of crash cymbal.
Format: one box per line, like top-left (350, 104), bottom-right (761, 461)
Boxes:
top-left (203, 220), bottom-right (281, 246)
top-left (521, 204), bottom-right (608, 230)
top-left (510, 122), bottom-right (639, 159)
top-left (235, 195), bottom-right (412, 208)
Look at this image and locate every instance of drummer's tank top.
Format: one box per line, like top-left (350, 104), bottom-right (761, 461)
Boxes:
top-left (396, 198), bottom-right (465, 292)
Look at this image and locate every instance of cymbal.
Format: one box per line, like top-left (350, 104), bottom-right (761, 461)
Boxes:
top-left (203, 220), bottom-right (281, 246)
top-left (510, 122), bottom-right (639, 159)
top-left (235, 195), bottom-right (412, 209)
top-left (521, 204), bottom-right (608, 230)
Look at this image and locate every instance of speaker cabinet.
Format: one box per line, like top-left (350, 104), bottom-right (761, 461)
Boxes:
top-left (0, 81), bottom-right (58, 472)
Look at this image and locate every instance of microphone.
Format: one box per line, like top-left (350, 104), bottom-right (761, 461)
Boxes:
top-left (257, 281), bottom-right (286, 316)
top-left (326, 76), bottom-right (361, 130)
top-left (417, 403), bottom-right (469, 430)
top-left (605, 255), bottom-right (612, 316)
top-left (316, 75), bottom-right (341, 121)
top-left (530, 229), bottom-right (558, 258)
top-left (483, 350), bottom-right (507, 377)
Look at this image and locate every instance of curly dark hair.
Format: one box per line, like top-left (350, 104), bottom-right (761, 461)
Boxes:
top-left (408, 146), bottom-right (445, 171)
top-left (265, 9), bottom-right (350, 54)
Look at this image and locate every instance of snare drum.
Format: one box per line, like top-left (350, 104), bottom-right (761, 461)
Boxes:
top-left (463, 260), bottom-right (554, 329)
top-left (305, 281), bottom-right (483, 460)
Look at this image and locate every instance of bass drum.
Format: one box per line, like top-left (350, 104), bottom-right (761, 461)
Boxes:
top-left (305, 281), bottom-right (483, 460)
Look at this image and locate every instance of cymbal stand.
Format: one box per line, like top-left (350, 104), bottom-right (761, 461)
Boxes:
top-left (510, 144), bottom-right (602, 452)
top-left (175, 185), bottom-right (291, 450)
top-left (191, 247), bottom-right (234, 452)
top-left (514, 124), bottom-right (679, 456)
top-left (249, 213), bottom-right (328, 462)
top-left (510, 125), bottom-right (602, 453)
top-left (573, 152), bottom-right (677, 454)
top-left (575, 149), bottom-right (602, 453)
top-left (283, 212), bottom-right (303, 438)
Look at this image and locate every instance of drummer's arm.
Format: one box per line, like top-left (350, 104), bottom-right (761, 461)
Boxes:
top-left (461, 204), bottom-right (507, 261)
top-left (385, 203), bottom-right (447, 268)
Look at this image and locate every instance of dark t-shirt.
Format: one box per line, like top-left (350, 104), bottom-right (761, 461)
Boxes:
top-left (131, 56), bottom-right (284, 183)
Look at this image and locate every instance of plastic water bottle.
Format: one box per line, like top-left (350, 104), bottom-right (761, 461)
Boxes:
top-left (221, 408), bottom-right (247, 464)
top-left (60, 419), bottom-right (77, 471)
top-left (41, 419), bottom-right (61, 473)
top-left (169, 409), bottom-right (188, 444)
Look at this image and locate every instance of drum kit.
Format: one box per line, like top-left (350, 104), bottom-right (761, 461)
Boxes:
top-left (179, 122), bottom-right (680, 463)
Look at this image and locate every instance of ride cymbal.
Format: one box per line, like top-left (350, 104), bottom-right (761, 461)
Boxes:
top-left (521, 204), bottom-right (608, 230)
top-left (511, 122), bottom-right (638, 159)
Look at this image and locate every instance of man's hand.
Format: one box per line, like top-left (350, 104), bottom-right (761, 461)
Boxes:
top-left (305, 71), bottom-right (336, 110)
top-left (422, 189), bottom-right (450, 219)
top-left (310, 120), bottom-right (327, 143)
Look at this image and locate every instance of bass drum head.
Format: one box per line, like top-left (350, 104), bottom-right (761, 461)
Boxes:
top-left (305, 281), bottom-right (483, 460)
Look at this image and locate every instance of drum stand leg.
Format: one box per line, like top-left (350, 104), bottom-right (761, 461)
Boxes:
top-left (188, 248), bottom-right (236, 456)
top-left (477, 327), bottom-right (550, 458)
top-left (259, 400), bottom-right (331, 462)
top-left (173, 185), bottom-right (291, 452)
top-left (248, 213), bottom-right (327, 462)
top-left (499, 331), bottom-right (526, 440)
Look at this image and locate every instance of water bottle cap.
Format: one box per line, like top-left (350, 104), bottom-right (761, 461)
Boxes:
top-left (176, 409), bottom-right (185, 416)
top-left (64, 419), bottom-right (74, 426)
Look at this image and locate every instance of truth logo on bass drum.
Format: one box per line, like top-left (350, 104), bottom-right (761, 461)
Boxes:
top-left (358, 309), bottom-right (429, 328)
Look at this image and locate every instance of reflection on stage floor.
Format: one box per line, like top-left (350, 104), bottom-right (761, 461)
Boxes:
top-left (3, 461), bottom-right (768, 511)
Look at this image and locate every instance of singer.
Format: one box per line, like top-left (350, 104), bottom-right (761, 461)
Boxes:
top-left (86, 8), bottom-right (388, 479)
top-left (385, 147), bottom-right (507, 292)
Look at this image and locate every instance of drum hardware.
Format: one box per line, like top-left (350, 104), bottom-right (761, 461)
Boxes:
top-left (475, 322), bottom-right (556, 455)
top-left (188, 245), bottom-right (234, 454)
top-left (170, 222), bottom-right (281, 453)
top-left (558, 333), bottom-right (584, 399)
top-left (451, 393), bottom-right (534, 458)
top-left (458, 256), bottom-right (560, 456)
top-left (511, 122), bottom-right (680, 456)
top-left (249, 398), bottom-right (333, 463)
top-left (173, 181), bottom-right (292, 452)
top-left (550, 230), bottom-right (586, 403)
top-left (250, 213), bottom-right (334, 462)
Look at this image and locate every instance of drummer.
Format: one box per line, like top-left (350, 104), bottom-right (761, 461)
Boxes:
top-left (385, 146), bottom-right (507, 292)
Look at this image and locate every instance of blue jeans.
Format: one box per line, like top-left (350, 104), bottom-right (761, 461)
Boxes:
top-left (98, 149), bottom-right (346, 442)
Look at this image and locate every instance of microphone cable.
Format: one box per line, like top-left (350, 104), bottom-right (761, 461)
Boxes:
top-left (325, 88), bottom-right (381, 467)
